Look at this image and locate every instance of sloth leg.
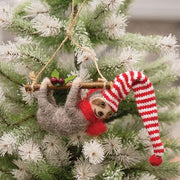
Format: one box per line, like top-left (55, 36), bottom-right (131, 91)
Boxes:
top-left (47, 89), bottom-right (58, 107)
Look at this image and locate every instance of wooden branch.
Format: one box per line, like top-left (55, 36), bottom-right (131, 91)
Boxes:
top-left (25, 81), bottom-right (113, 92)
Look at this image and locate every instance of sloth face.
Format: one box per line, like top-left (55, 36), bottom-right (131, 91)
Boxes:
top-left (90, 97), bottom-right (114, 119)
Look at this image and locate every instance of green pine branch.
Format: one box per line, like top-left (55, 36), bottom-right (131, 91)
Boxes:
top-left (118, 33), bottom-right (162, 52)
top-left (0, 63), bottom-right (26, 86)
top-left (138, 161), bottom-right (180, 179)
top-left (28, 160), bottom-right (60, 180)
top-left (164, 138), bottom-right (180, 153)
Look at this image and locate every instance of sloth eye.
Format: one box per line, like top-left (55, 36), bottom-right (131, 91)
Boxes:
top-left (98, 111), bottom-right (104, 117)
top-left (108, 112), bottom-right (113, 117)
top-left (101, 102), bottom-right (105, 106)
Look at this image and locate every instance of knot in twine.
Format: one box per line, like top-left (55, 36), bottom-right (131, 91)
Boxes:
top-left (29, 72), bottom-right (37, 91)
top-left (66, 29), bottom-right (72, 38)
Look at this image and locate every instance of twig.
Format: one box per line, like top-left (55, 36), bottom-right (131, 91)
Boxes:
top-left (23, 53), bottom-right (46, 66)
top-left (0, 168), bottom-right (11, 175)
top-left (10, 114), bottom-right (36, 126)
top-left (0, 113), bottom-right (10, 126)
top-left (94, 3), bottom-right (111, 20)
top-left (25, 81), bottom-right (113, 92)
top-left (0, 70), bottom-right (22, 86)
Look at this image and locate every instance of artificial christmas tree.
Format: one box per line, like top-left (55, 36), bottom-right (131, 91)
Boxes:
top-left (0, 0), bottom-right (180, 179)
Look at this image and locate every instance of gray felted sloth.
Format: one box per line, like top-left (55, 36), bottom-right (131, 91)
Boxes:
top-left (37, 77), bottom-right (113, 136)
top-left (37, 71), bottom-right (165, 166)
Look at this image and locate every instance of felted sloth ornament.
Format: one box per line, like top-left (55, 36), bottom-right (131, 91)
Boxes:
top-left (37, 71), bottom-right (164, 166)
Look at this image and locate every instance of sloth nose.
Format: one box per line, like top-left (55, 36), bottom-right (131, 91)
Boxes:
top-left (98, 111), bottom-right (104, 117)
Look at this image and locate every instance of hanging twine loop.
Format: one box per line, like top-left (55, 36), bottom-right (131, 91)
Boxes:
top-left (29, 0), bottom-right (107, 91)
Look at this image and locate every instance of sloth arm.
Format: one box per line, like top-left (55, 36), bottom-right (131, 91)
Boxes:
top-left (64, 77), bottom-right (82, 115)
top-left (37, 78), bottom-right (57, 114)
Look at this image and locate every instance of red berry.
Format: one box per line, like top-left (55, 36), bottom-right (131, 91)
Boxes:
top-left (50, 77), bottom-right (58, 85)
top-left (58, 78), bottom-right (65, 85)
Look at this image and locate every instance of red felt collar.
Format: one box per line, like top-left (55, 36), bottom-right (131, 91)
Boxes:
top-left (78, 97), bottom-right (102, 123)
top-left (78, 93), bottom-right (107, 136)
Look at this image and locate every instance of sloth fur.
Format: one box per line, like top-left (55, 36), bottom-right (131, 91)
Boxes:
top-left (37, 77), bottom-right (107, 136)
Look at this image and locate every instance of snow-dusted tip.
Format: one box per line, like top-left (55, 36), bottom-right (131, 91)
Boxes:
top-left (24, 1), bottom-right (50, 18)
top-left (0, 3), bottom-right (13, 29)
top-left (73, 158), bottom-right (97, 180)
top-left (14, 36), bottom-right (33, 45)
top-left (103, 13), bottom-right (127, 39)
top-left (157, 34), bottom-right (179, 54)
top-left (88, 0), bottom-right (102, 12)
top-left (0, 133), bottom-right (17, 156)
top-left (31, 14), bottom-right (62, 37)
top-left (76, 47), bottom-right (97, 67)
top-left (11, 160), bottom-right (31, 180)
top-left (42, 134), bottom-right (62, 155)
top-left (46, 146), bottom-right (70, 167)
top-left (163, 51), bottom-right (180, 76)
top-left (82, 139), bottom-right (105, 165)
top-left (115, 145), bottom-right (142, 168)
top-left (18, 139), bottom-right (42, 162)
top-left (104, 0), bottom-right (125, 11)
top-left (82, 0), bottom-right (125, 14)
top-left (135, 128), bottom-right (153, 154)
top-left (43, 135), bottom-right (70, 167)
top-left (103, 135), bottom-right (122, 155)
top-left (102, 164), bottom-right (124, 180)
top-left (138, 172), bottom-right (158, 180)
top-left (11, 169), bottom-right (31, 180)
top-left (20, 86), bottom-right (37, 105)
top-left (46, 150), bottom-right (70, 167)
top-left (0, 41), bottom-right (20, 62)
top-left (119, 47), bottom-right (144, 70)
top-left (68, 131), bottom-right (87, 147)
